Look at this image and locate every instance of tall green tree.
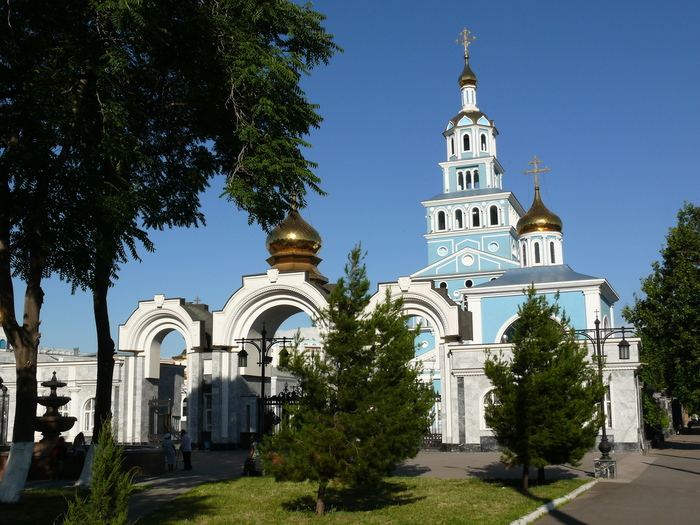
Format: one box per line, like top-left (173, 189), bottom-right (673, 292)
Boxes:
top-left (623, 202), bottom-right (700, 412)
top-left (0, 0), bottom-right (339, 501)
top-left (264, 247), bottom-right (434, 516)
top-left (484, 286), bottom-right (604, 490)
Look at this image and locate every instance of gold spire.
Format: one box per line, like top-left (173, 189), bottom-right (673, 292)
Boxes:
top-left (456, 27), bottom-right (478, 87)
top-left (517, 156), bottom-right (562, 235)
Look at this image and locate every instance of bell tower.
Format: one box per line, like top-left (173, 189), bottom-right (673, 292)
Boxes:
top-left (417, 29), bottom-right (524, 287)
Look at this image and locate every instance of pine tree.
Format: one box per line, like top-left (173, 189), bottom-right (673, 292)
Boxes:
top-left (62, 417), bottom-right (133, 525)
top-left (264, 247), bottom-right (434, 516)
top-left (484, 286), bottom-right (604, 490)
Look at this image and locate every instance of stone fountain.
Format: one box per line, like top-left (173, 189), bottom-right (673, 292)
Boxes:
top-left (35, 371), bottom-right (77, 442)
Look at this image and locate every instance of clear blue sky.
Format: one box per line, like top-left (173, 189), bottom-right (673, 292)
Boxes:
top-left (26, 0), bottom-right (700, 355)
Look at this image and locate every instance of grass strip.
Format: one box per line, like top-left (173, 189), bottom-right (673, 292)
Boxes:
top-left (137, 476), bottom-right (589, 525)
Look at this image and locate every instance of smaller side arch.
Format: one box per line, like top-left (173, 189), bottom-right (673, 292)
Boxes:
top-left (118, 295), bottom-right (208, 379)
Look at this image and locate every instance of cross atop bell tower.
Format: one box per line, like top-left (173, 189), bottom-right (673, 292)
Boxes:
top-left (456, 27), bottom-right (476, 57)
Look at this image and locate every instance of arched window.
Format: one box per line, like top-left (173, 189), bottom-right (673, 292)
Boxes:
top-left (455, 209), bottom-right (464, 229)
top-left (83, 398), bottom-right (95, 433)
top-left (0, 339), bottom-right (5, 349)
top-left (489, 205), bottom-right (499, 225)
top-left (521, 242), bottom-right (527, 266)
top-left (550, 241), bottom-right (556, 264)
top-left (534, 242), bottom-right (541, 264)
top-left (471, 208), bottom-right (481, 227)
top-left (439, 282), bottom-right (448, 289)
top-left (466, 171), bottom-right (472, 189)
top-left (483, 390), bottom-right (499, 429)
top-left (463, 133), bottom-right (471, 151)
top-left (473, 169), bottom-right (480, 189)
top-left (480, 133), bottom-right (487, 151)
top-left (450, 136), bottom-right (455, 155)
top-left (238, 350), bottom-right (248, 368)
top-left (457, 172), bottom-right (464, 190)
top-left (437, 211), bottom-right (446, 231)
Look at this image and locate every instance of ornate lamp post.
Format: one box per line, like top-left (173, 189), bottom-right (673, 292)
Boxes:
top-left (575, 316), bottom-right (631, 478)
top-left (237, 322), bottom-right (288, 438)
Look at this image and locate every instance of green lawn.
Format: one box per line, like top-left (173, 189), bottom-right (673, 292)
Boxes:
top-left (138, 476), bottom-right (588, 525)
top-left (0, 477), bottom-right (588, 524)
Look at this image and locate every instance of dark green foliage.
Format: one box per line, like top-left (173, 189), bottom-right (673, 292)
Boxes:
top-left (623, 202), bottom-right (700, 413)
top-left (641, 388), bottom-right (669, 437)
top-left (0, 0), bottom-right (338, 451)
top-left (264, 247), bottom-right (435, 516)
top-left (484, 286), bottom-right (604, 490)
top-left (62, 418), bottom-right (133, 525)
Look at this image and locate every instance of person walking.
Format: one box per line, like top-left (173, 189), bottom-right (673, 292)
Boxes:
top-left (180, 429), bottom-right (192, 470)
top-left (162, 433), bottom-right (176, 471)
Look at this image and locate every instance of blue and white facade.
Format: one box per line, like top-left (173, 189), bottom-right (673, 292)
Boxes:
top-left (396, 44), bottom-right (643, 452)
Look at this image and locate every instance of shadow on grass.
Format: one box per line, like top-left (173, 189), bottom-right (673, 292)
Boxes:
top-left (0, 488), bottom-right (88, 525)
top-left (137, 478), bottom-right (240, 525)
top-left (281, 479), bottom-right (425, 514)
top-left (463, 461), bottom-right (591, 482)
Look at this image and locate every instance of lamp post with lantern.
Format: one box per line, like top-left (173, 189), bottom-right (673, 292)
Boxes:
top-left (574, 316), bottom-right (632, 479)
top-left (237, 323), bottom-right (288, 438)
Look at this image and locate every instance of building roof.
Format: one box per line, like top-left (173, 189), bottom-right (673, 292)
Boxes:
top-left (471, 264), bottom-right (599, 289)
top-left (423, 187), bottom-right (509, 203)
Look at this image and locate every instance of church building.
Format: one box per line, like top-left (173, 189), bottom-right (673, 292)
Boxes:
top-left (0, 30), bottom-right (643, 453)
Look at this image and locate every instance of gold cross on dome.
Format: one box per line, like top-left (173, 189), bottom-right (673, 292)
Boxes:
top-left (523, 155), bottom-right (551, 188)
top-left (456, 27), bottom-right (476, 56)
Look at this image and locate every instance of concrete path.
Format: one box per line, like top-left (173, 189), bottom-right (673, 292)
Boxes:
top-left (536, 432), bottom-right (700, 524)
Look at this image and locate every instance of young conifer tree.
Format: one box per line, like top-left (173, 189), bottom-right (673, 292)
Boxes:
top-left (264, 246), bottom-right (434, 516)
top-left (484, 285), bottom-right (604, 490)
top-left (62, 417), bottom-right (133, 525)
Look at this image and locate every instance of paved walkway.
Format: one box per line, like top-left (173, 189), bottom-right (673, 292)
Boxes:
top-left (22, 433), bottom-right (700, 523)
top-left (536, 432), bottom-right (700, 524)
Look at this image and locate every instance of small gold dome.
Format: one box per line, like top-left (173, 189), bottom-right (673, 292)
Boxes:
top-left (458, 56), bottom-right (478, 87)
top-left (266, 210), bottom-right (322, 256)
top-left (265, 210), bottom-right (327, 285)
top-left (517, 186), bottom-right (563, 235)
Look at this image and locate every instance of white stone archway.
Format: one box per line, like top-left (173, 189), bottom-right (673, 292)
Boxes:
top-left (213, 269), bottom-right (330, 349)
top-left (369, 277), bottom-right (471, 445)
top-left (118, 295), bottom-right (209, 379)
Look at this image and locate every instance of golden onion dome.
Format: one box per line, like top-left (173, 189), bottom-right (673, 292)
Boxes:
top-left (517, 186), bottom-right (563, 235)
top-left (265, 210), bottom-right (328, 285)
top-left (458, 56), bottom-right (478, 87)
top-left (266, 210), bottom-right (322, 256)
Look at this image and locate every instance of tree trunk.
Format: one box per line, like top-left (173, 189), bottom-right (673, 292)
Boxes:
top-left (92, 269), bottom-right (115, 444)
top-left (316, 480), bottom-right (327, 516)
top-left (522, 463), bottom-right (529, 490)
top-left (77, 261), bottom-right (114, 485)
top-left (538, 466), bottom-right (545, 484)
top-left (0, 249), bottom-right (45, 502)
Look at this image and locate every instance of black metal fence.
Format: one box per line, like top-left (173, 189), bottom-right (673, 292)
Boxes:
top-left (261, 384), bottom-right (302, 436)
top-left (422, 394), bottom-right (442, 449)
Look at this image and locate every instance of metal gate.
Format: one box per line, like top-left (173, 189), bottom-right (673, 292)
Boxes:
top-left (261, 383), bottom-right (302, 435)
top-left (422, 394), bottom-right (442, 449)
